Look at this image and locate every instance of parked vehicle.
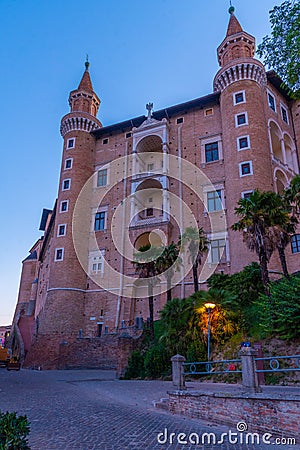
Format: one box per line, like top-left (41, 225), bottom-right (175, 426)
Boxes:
top-left (0, 347), bottom-right (11, 367)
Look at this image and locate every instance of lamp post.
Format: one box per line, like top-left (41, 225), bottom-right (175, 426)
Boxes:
top-left (204, 302), bottom-right (216, 361)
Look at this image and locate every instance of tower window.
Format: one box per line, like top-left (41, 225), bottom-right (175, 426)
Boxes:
top-left (207, 190), bottom-right (222, 212)
top-left (237, 136), bottom-right (250, 150)
top-left (235, 113), bottom-right (248, 127)
top-left (102, 138), bottom-right (109, 145)
top-left (60, 200), bottom-right (69, 212)
top-left (97, 169), bottom-right (108, 187)
top-left (67, 138), bottom-right (75, 149)
top-left (94, 211), bottom-right (106, 231)
top-left (205, 108), bottom-right (214, 117)
top-left (268, 92), bottom-right (276, 112)
top-left (233, 91), bottom-right (246, 105)
top-left (126, 133), bottom-right (132, 138)
top-left (176, 117), bottom-right (184, 124)
top-left (146, 208), bottom-right (154, 217)
top-left (55, 248), bottom-right (64, 261)
top-left (65, 158), bottom-right (73, 169)
top-left (58, 224), bottom-right (66, 236)
top-left (205, 142), bottom-right (219, 162)
top-left (291, 235), bottom-right (300, 254)
top-left (281, 105), bottom-right (288, 124)
top-left (239, 161), bottom-right (253, 177)
top-left (62, 179), bottom-right (71, 191)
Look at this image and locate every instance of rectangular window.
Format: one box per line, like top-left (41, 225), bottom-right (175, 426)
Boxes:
top-left (94, 211), bottom-right (106, 231)
top-left (268, 92), bottom-right (276, 111)
top-left (242, 190), bottom-right (254, 199)
top-left (291, 235), bottom-right (300, 254)
top-left (176, 117), bottom-right (184, 124)
top-left (210, 239), bottom-right (226, 264)
top-left (102, 138), bottom-right (109, 145)
top-left (62, 179), bottom-right (71, 190)
top-left (205, 142), bottom-right (219, 163)
top-left (235, 113), bottom-right (248, 127)
top-left (55, 248), bottom-right (64, 261)
top-left (65, 158), bottom-right (73, 169)
top-left (234, 91), bottom-right (245, 105)
top-left (146, 208), bottom-right (154, 217)
top-left (238, 136), bottom-right (250, 150)
top-left (126, 132), bottom-right (132, 138)
top-left (147, 163), bottom-right (154, 172)
top-left (89, 250), bottom-right (105, 275)
top-left (58, 224), bottom-right (66, 236)
top-left (281, 105), bottom-right (288, 124)
top-left (239, 161), bottom-right (253, 177)
top-left (97, 169), bottom-right (107, 187)
top-left (60, 200), bottom-right (69, 212)
top-left (205, 108), bottom-right (214, 116)
top-left (207, 190), bottom-right (222, 212)
top-left (67, 138), bottom-right (75, 149)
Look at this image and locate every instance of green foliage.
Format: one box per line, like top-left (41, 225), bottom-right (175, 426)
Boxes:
top-left (257, 0), bottom-right (300, 98)
top-left (124, 350), bottom-right (145, 379)
top-left (0, 411), bottom-right (30, 450)
top-left (256, 274), bottom-right (300, 339)
top-left (144, 343), bottom-right (171, 378)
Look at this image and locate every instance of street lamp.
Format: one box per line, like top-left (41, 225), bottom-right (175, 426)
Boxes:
top-left (204, 302), bottom-right (216, 362)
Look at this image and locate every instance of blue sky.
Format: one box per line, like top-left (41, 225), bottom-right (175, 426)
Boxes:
top-left (0, 0), bottom-right (281, 325)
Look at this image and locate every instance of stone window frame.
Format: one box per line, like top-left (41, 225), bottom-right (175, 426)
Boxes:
top-left (60, 200), bottom-right (69, 213)
top-left (62, 178), bottom-right (71, 191)
top-left (207, 231), bottom-right (230, 266)
top-left (239, 161), bottom-right (253, 177)
top-left (203, 183), bottom-right (225, 214)
top-left (280, 103), bottom-right (289, 125)
top-left (267, 90), bottom-right (276, 112)
top-left (57, 224), bottom-right (67, 237)
top-left (233, 90), bottom-right (246, 106)
top-left (237, 135), bottom-right (251, 151)
top-left (241, 190), bottom-right (254, 199)
top-left (235, 112), bottom-right (248, 128)
top-left (95, 164), bottom-right (110, 188)
top-left (54, 247), bottom-right (64, 262)
top-left (64, 158), bottom-right (73, 170)
top-left (92, 205), bottom-right (108, 232)
top-left (88, 249), bottom-right (105, 276)
top-left (67, 138), bottom-right (75, 149)
top-left (204, 108), bottom-right (214, 117)
top-left (291, 235), bottom-right (300, 254)
top-left (200, 134), bottom-right (223, 166)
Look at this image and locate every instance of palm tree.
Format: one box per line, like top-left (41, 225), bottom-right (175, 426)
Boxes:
top-left (156, 242), bottom-right (181, 302)
top-left (180, 227), bottom-right (209, 293)
top-left (133, 244), bottom-right (162, 339)
top-left (284, 174), bottom-right (300, 217)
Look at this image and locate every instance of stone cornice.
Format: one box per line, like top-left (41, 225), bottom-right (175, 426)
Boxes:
top-left (214, 59), bottom-right (267, 92)
top-left (60, 112), bottom-right (102, 137)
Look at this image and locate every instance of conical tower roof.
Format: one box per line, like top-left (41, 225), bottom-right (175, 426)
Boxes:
top-left (78, 61), bottom-right (93, 92)
top-left (226, 10), bottom-right (243, 36)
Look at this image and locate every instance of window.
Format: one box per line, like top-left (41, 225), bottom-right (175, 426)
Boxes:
top-left (102, 138), bottom-right (109, 145)
top-left (67, 138), bottom-right (75, 149)
top-left (58, 224), bottom-right (66, 236)
top-left (210, 239), bottom-right (226, 264)
top-left (281, 105), bottom-right (288, 124)
top-left (94, 211), bottom-right (106, 231)
top-left (233, 91), bottom-right (245, 105)
top-left (176, 117), bottom-right (184, 124)
top-left (89, 250), bottom-right (105, 275)
top-left (205, 142), bottom-right (219, 163)
top-left (97, 169), bottom-right (107, 187)
top-left (291, 235), bottom-right (300, 254)
top-left (268, 92), bottom-right (276, 111)
top-left (205, 108), bottom-right (214, 117)
top-left (239, 161), bottom-right (253, 177)
top-left (146, 208), bottom-right (154, 217)
top-left (62, 179), bottom-right (71, 191)
top-left (238, 136), bottom-right (250, 150)
top-left (55, 248), bottom-right (64, 261)
top-left (207, 190), bottom-right (222, 212)
top-left (65, 158), bottom-right (73, 169)
top-left (242, 190), bottom-right (254, 199)
top-left (235, 113), bottom-right (248, 127)
top-left (126, 132), bottom-right (132, 138)
top-left (147, 163), bottom-right (154, 172)
top-left (60, 200), bottom-right (69, 212)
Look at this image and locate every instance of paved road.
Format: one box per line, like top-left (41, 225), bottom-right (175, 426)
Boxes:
top-left (0, 369), bottom-right (297, 450)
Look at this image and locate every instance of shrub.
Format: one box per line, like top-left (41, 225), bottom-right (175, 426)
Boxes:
top-left (144, 343), bottom-right (171, 378)
top-left (0, 411), bottom-right (30, 450)
top-left (123, 350), bottom-right (145, 379)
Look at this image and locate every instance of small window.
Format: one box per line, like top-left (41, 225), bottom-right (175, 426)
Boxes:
top-left (238, 136), bottom-right (250, 150)
top-left (58, 224), bottom-right (66, 236)
top-left (207, 190), bottom-right (222, 212)
top-left (205, 108), bottom-right (213, 117)
top-left (60, 200), bottom-right (69, 212)
top-left (239, 161), bottom-right (253, 177)
top-left (234, 91), bottom-right (245, 105)
top-left (126, 132), bottom-right (132, 138)
top-left (146, 208), bottom-right (154, 217)
top-left (268, 92), bottom-right (276, 111)
top-left (291, 235), bottom-right (300, 254)
top-left (97, 169), bottom-right (107, 187)
top-left (67, 138), bottom-right (75, 149)
top-left (147, 163), bottom-right (154, 172)
top-left (235, 113), bottom-right (248, 127)
top-left (62, 179), bottom-right (71, 191)
top-left (176, 117), bottom-right (184, 124)
top-left (205, 142), bottom-right (219, 163)
top-left (65, 159), bottom-right (73, 169)
top-left (102, 138), bottom-right (109, 145)
top-left (55, 248), bottom-right (64, 261)
top-left (210, 239), bottom-right (226, 264)
top-left (242, 190), bottom-right (253, 199)
top-left (281, 105), bottom-right (288, 124)
top-left (94, 211), bottom-right (106, 231)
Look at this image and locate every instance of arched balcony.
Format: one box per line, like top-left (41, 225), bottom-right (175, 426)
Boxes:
top-left (274, 169), bottom-right (289, 195)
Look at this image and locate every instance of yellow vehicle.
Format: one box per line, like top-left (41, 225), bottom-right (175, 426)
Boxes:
top-left (0, 347), bottom-right (11, 367)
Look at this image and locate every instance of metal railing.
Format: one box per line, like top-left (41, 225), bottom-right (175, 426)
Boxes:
top-left (183, 358), bottom-right (242, 376)
top-left (255, 355), bottom-right (300, 373)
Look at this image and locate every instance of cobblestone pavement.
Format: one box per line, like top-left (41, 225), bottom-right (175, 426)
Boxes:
top-left (0, 369), bottom-right (297, 450)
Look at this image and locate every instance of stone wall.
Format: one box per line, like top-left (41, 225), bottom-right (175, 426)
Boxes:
top-left (168, 390), bottom-right (300, 437)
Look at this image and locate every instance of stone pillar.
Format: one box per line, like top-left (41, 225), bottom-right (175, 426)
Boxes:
top-left (162, 189), bottom-right (169, 221)
top-left (162, 144), bottom-right (168, 174)
top-left (239, 347), bottom-right (262, 393)
top-left (171, 354), bottom-right (186, 390)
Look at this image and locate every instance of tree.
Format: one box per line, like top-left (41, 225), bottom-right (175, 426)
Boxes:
top-left (180, 227), bottom-right (209, 293)
top-left (257, 0), bottom-right (300, 98)
top-left (156, 242), bottom-right (181, 302)
top-left (284, 174), bottom-right (300, 217)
